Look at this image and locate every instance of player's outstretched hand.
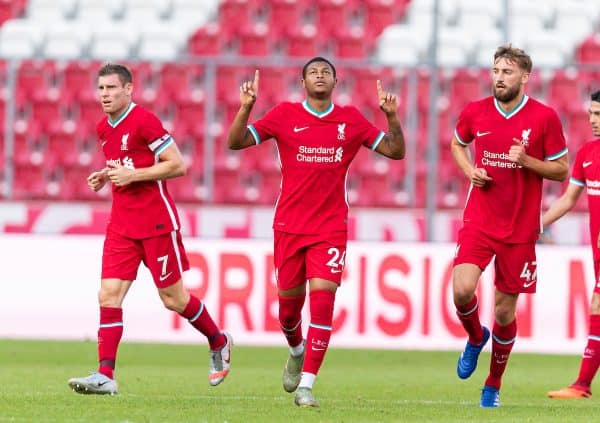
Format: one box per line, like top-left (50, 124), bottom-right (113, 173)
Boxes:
top-left (377, 80), bottom-right (397, 115)
top-left (87, 168), bottom-right (109, 192)
top-left (240, 69), bottom-right (259, 107)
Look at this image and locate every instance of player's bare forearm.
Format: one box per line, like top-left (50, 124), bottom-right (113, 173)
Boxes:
top-left (227, 105), bottom-right (255, 150)
top-left (542, 183), bottom-right (583, 227)
top-left (379, 113), bottom-right (405, 159)
top-left (131, 159), bottom-right (186, 182)
top-left (451, 138), bottom-right (475, 178)
top-left (520, 154), bottom-right (568, 181)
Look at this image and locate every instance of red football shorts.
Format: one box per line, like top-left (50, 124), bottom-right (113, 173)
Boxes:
top-left (102, 228), bottom-right (190, 288)
top-left (453, 226), bottom-right (538, 294)
top-left (274, 230), bottom-right (347, 290)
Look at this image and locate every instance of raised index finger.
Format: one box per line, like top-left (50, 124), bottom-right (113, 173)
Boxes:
top-left (254, 69), bottom-right (260, 86)
top-left (376, 79), bottom-right (383, 96)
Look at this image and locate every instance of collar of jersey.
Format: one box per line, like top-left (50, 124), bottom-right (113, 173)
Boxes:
top-left (302, 100), bottom-right (334, 118)
top-left (494, 94), bottom-right (528, 119)
top-left (108, 101), bottom-right (136, 128)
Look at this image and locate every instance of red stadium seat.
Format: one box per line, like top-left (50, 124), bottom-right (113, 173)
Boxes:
top-left (364, 0), bottom-right (406, 38)
top-left (30, 97), bottom-right (64, 133)
top-left (188, 23), bottom-right (226, 56)
top-left (218, 0), bottom-right (253, 39)
top-left (12, 164), bottom-right (47, 200)
top-left (334, 28), bottom-right (368, 59)
top-left (286, 25), bottom-right (319, 58)
top-left (62, 61), bottom-right (96, 102)
top-left (547, 69), bottom-right (584, 113)
top-left (268, 0), bottom-right (305, 38)
top-left (316, 0), bottom-right (348, 38)
top-left (576, 34), bottom-right (600, 64)
top-left (238, 23), bottom-right (272, 56)
top-left (447, 69), bottom-right (485, 111)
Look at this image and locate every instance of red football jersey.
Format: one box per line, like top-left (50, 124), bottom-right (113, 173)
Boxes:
top-left (570, 139), bottom-right (600, 258)
top-left (454, 95), bottom-right (567, 243)
top-left (248, 101), bottom-right (384, 234)
top-left (97, 102), bottom-right (181, 239)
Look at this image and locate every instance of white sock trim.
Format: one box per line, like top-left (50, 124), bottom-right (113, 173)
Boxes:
top-left (290, 339), bottom-right (305, 357)
top-left (298, 372), bottom-right (316, 389)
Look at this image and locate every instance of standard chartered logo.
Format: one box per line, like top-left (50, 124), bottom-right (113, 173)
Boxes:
top-left (481, 150), bottom-right (517, 169)
top-left (297, 145), bottom-right (344, 163)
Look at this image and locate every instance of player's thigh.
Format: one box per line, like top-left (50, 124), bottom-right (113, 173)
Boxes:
top-left (274, 230), bottom-right (308, 291)
top-left (494, 241), bottom-right (537, 294)
top-left (305, 232), bottom-right (347, 285)
top-left (453, 227), bottom-right (494, 293)
top-left (102, 229), bottom-right (144, 282)
top-left (142, 231), bottom-right (189, 289)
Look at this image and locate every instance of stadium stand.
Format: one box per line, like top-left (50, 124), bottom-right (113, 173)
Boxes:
top-left (0, 0), bottom-right (599, 209)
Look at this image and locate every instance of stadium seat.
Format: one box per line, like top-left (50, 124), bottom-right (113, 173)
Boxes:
top-left (576, 34), bottom-right (600, 64)
top-left (267, 0), bottom-right (305, 38)
top-left (285, 25), bottom-right (319, 58)
top-left (27, 0), bottom-right (76, 21)
top-left (218, 0), bottom-right (253, 39)
top-left (238, 23), bottom-right (271, 56)
top-left (547, 69), bottom-right (583, 113)
top-left (61, 61), bottom-right (97, 102)
top-left (0, 20), bottom-right (44, 59)
top-left (316, 0), bottom-right (348, 38)
top-left (188, 23), bottom-right (226, 56)
top-left (89, 21), bottom-right (139, 61)
top-left (334, 28), bottom-right (368, 59)
top-left (43, 21), bottom-right (92, 60)
top-left (12, 164), bottom-right (47, 200)
top-left (364, 0), bottom-right (407, 38)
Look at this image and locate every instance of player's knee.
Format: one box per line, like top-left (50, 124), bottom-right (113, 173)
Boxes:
top-left (590, 293), bottom-right (600, 314)
top-left (98, 287), bottom-right (121, 307)
top-left (453, 285), bottom-right (474, 305)
top-left (494, 308), bottom-right (515, 326)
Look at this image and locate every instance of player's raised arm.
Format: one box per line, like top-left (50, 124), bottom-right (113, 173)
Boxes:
top-left (227, 69), bottom-right (260, 150)
top-left (373, 79), bottom-right (405, 160)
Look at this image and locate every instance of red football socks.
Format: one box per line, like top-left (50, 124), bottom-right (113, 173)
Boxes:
top-left (279, 294), bottom-right (306, 348)
top-left (455, 295), bottom-right (484, 345)
top-left (303, 290), bottom-right (335, 375)
top-left (97, 306), bottom-right (123, 379)
top-left (485, 319), bottom-right (517, 389)
top-left (574, 314), bottom-right (600, 388)
top-left (180, 295), bottom-right (225, 350)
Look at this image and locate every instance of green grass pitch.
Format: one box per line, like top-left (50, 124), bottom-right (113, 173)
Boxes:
top-left (1, 339), bottom-right (600, 422)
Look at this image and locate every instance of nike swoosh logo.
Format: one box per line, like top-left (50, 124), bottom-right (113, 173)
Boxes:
top-left (330, 268), bottom-right (343, 273)
top-left (523, 280), bottom-right (536, 288)
top-left (583, 161), bottom-right (593, 168)
top-left (97, 381), bottom-right (110, 386)
top-left (476, 131), bottom-right (491, 137)
top-left (311, 346), bottom-right (326, 351)
top-left (294, 126), bottom-right (309, 133)
top-left (583, 355), bottom-right (593, 359)
top-left (495, 359), bottom-right (508, 364)
top-left (102, 141), bottom-right (108, 147)
top-left (159, 272), bottom-right (173, 282)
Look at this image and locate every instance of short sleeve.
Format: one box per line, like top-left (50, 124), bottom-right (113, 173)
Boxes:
top-left (454, 103), bottom-right (475, 145)
top-left (570, 147), bottom-right (586, 186)
top-left (543, 109), bottom-right (568, 161)
top-left (248, 104), bottom-right (283, 144)
top-left (350, 107), bottom-right (385, 151)
top-left (140, 111), bottom-right (172, 155)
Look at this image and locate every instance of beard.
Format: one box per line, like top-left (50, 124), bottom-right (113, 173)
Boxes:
top-left (493, 83), bottom-right (520, 103)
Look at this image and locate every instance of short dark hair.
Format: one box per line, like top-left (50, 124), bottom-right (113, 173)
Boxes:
top-left (302, 56), bottom-right (336, 79)
top-left (98, 63), bottom-right (132, 85)
top-left (592, 90), bottom-right (600, 103)
top-left (494, 44), bottom-right (532, 73)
